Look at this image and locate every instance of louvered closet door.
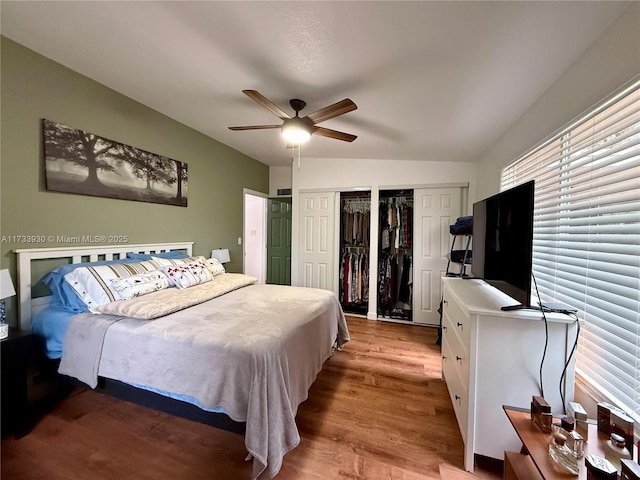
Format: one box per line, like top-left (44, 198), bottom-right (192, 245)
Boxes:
top-left (413, 187), bottom-right (463, 325)
top-left (298, 191), bottom-right (338, 292)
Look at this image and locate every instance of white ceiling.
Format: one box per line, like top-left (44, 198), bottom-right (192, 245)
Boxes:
top-left (0, 1), bottom-right (630, 167)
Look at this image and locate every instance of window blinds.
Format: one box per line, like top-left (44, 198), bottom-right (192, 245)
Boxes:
top-left (501, 79), bottom-right (640, 423)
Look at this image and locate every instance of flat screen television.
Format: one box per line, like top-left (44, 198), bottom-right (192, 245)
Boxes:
top-left (471, 180), bottom-right (535, 310)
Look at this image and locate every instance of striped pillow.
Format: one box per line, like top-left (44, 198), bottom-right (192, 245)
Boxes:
top-left (64, 260), bottom-right (159, 311)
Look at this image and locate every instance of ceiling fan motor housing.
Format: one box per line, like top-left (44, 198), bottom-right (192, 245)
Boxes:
top-left (289, 98), bottom-right (306, 114)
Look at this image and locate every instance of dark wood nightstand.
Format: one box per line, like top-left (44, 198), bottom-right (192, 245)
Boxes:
top-left (1, 328), bottom-right (61, 437)
top-left (1, 328), bottom-right (38, 436)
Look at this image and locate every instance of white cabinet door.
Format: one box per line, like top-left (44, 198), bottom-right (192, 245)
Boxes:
top-left (413, 187), bottom-right (463, 324)
top-left (297, 191), bottom-right (337, 292)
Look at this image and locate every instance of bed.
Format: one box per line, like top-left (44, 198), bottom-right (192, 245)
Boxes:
top-left (15, 242), bottom-right (350, 480)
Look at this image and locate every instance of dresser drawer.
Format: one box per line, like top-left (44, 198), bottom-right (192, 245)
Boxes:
top-left (442, 288), bottom-right (470, 347)
top-left (442, 334), bottom-right (469, 440)
top-left (441, 322), bottom-right (470, 387)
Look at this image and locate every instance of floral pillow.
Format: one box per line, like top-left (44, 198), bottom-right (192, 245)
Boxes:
top-left (203, 257), bottom-right (226, 276)
top-left (162, 260), bottom-right (213, 289)
top-left (109, 270), bottom-right (171, 300)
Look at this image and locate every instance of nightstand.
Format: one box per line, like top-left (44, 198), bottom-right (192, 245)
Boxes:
top-left (1, 328), bottom-right (44, 436)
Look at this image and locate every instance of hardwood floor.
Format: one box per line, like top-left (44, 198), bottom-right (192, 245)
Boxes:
top-left (1, 317), bottom-right (502, 479)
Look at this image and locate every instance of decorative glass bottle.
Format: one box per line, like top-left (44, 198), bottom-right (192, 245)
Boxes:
top-left (548, 432), bottom-right (579, 475)
top-left (604, 432), bottom-right (632, 475)
top-left (553, 424), bottom-right (585, 459)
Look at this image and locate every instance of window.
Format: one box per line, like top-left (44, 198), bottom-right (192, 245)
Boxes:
top-left (501, 79), bottom-right (640, 424)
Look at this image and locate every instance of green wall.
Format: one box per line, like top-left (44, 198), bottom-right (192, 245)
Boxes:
top-left (0, 37), bottom-right (269, 326)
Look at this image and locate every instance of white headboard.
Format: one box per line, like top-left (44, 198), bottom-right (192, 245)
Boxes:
top-left (15, 242), bottom-right (194, 331)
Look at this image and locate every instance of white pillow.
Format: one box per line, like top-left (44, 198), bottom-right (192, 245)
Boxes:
top-left (109, 270), bottom-right (171, 300)
top-left (151, 255), bottom-right (206, 267)
top-left (162, 260), bottom-right (213, 289)
top-left (203, 257), bottom-right (226, 276)
top-left (64, 260), bottom-right (159, 310)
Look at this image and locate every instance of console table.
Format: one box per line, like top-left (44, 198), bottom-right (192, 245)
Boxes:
top-left (503, 406), bottom-right (638, 479)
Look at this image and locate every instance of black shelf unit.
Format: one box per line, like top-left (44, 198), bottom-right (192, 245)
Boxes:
top-left (445, 233), bottom-right (472, 278)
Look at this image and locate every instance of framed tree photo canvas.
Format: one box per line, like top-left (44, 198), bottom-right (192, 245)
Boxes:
top-left (43, 119), bottom-right (188, 207)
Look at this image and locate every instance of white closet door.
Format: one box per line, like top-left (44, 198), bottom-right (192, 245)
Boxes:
top-left (298, 191), bottom-right (337, 292)
top-left (413, 187), bottom-right (462, 324)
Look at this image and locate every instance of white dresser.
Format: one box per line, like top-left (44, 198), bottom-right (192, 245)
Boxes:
top-left (440, 277), bottom-right (578, 472)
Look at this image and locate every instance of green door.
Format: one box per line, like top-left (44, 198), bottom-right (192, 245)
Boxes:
top-left (266, 197), bottom-right (292, 285)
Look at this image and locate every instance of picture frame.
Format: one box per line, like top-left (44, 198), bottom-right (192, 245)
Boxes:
top-left (43, 119), bottom-right (188, 207)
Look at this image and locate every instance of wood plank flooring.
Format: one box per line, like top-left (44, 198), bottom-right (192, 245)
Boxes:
top-left (1, 317), bottom-right (502, 479)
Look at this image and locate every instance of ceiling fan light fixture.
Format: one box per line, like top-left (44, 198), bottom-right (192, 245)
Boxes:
top-left (230, 90), bottom-right (357, 144)
top-left (281, 117), bottom-right (311, 144)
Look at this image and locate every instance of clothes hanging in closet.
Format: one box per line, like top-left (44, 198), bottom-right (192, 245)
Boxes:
top-left (339, 196), bottom-right (371, 312)
top-left (378, 251), bottom-right (413, 308)
top-left (342, 200), bottom-right (370, 247)
top-left (378, 252), bottom-right (397, 309)
top-left (379, 198), bottom-right (412, 255)
top-left (340, 250), bottom-right (369, 304)
top-left (398, 254), bottom-right (413, 304)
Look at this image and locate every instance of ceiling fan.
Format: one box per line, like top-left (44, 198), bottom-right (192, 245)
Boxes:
top-left (229, 90), bottom-right (357, 144)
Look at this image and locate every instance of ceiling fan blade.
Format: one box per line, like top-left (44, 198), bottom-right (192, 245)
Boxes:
top-left (306, 98), bottom-right (357, 124)
top-left (313, 127), bottom-right (357, 142)
top-left (228, 125), bottom-right (281, 131)
top-left (242, 90), bottom-right (290, 119)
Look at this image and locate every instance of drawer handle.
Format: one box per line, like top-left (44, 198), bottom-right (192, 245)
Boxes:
top-left (442, 325), bottom-right (447, 332)
top-left (455, 395), bottom-right (461, 401)
top-left (457, 322), bottom-right (463, 329)
top-left (442, 355), bottom-right (447, 360)
top-left (443, 300), bottom-right (448, 305)
top-left (456, 356), bottom-right (462, 362)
